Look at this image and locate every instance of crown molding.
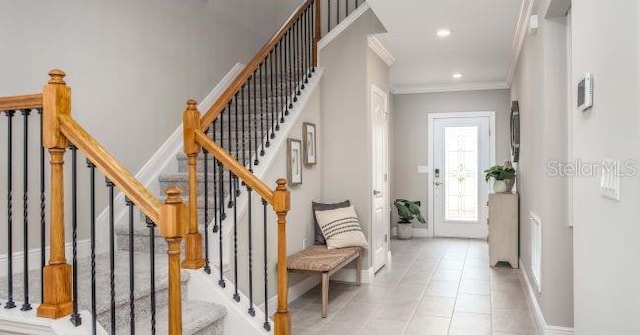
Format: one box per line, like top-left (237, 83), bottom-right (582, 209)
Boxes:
top-left (392, 81), bottom-right (509, 95)
top-left (368, 36), bottom-right (396, 66)
top-left (507, 0), bottom-right (536, 85)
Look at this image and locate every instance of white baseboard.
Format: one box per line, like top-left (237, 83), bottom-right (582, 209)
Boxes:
top-left (330, 267), bottom-right (374, 284)
top-left (94, 63), bottom-right (245, 254)
top-left (0, 240), bottom-right (90, 277)
top-left (0, 308), bottom-right (106, 335)
top-left (412, 228), bottom-right (431, 238)
top-left (318, 3), bottom-right (370, 50)
top-left (519, 259), bottom-right (575, 335)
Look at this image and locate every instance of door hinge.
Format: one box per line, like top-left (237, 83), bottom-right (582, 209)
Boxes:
top-left (384, 173), bottom-right (388, 182)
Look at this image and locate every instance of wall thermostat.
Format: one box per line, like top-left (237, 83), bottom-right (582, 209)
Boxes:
top-left (577, 73), bottom-right (593, 111)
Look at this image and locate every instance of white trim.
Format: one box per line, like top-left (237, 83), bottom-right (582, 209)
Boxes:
top-left (331, 268), bottom-right (375, 284)
top-left (93, 63), bottom-right (245, 254)
top-left (411, 228), bottom-right (431, 238)
top-left (318, 3), bottom-right (371, 50)
top-left (392, 81), bottom-right (509, 95)
top-left (427, 111), bottom-right (497, 238)
top-left (0, 308), bottom-right (107, 335)
top-left (519, 259), bottom-right (575, 335)
top-left (0, 240), bottom-right (90, 277)
top-left (507, 0), bottom-right (536, 85)
top-left (367, 36), bottom-right (396, 66)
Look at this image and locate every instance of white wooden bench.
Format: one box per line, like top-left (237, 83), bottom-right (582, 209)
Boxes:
top-left (287, 245), bottom-right (362, 317)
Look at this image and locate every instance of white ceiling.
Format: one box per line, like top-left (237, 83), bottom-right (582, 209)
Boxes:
top-left (367, 0), bottom-right (524, 93)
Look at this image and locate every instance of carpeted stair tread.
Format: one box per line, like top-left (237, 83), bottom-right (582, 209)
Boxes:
top-left (116, 299), bottom-right (226, 335)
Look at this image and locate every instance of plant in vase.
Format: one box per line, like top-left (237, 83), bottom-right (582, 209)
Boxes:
top-left (394, 199), bottom-right (426, 240)
top-left (484, 164), bottom-right (516, 193)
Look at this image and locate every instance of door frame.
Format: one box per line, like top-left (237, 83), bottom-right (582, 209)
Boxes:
top-left (427, 111), bottom-right (496, 237)
top-left (370, 84), bottom-right (390, 272)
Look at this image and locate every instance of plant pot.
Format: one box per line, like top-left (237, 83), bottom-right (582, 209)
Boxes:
top-left (397, 222), bottom-right (413, 240)
top-left (493, 180), bottom-right (508, 193)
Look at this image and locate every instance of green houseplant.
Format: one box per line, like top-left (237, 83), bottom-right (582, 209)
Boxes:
top-left (394, 199), bottom-right (426, 240)
top-left (484, 164), bottom-right (516, 193)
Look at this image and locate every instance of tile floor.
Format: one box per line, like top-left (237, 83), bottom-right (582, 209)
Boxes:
top-left (289, 237), bottom-right (539, 335)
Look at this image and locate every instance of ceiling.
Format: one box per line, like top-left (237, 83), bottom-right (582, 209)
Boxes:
top-left (367, 0), bottom-right (524, 93)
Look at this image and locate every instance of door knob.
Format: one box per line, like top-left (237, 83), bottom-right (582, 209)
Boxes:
top-left (434, 181), bottom-right (443, 186)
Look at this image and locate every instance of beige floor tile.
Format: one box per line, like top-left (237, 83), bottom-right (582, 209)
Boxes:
top-left (460, 279), bottom-right (491, 295)
top-left (455, 293), bottom-right (491, 314)
top-left (373, 300), bottom-right (419, 322)
top-left (384, 284), bottom-right (427, 303)
top-left (432, 269), bottom-right (463, 282)
top-left (360, 318), bottom-right (408, 335)
top-left (415, 296), bottom-right (456, 317)
top-left (438, 259), bottom-right (465, 270)
top-left (399, 271), bottom-right (433, 286)
top-left (425, 280), bottom-right (460, 298)
top-left (492, 310), bottom-right (538, 333)
top-left (319, 321), bottom-right (361, 334)
top-left (449, 311), bottom-right (492, 335)
top-left (291, 307), bottom-right (332, 330)
top-left (292, 327), bottom-right (318, 335)
top-left (350, 285), bottom-right (393, 303)
top-left (331, 301), bottom-right (379, 328)
top-left (463, 267), bottom-right (491, 280)
top-left (405, 315), bottom-right (451, 335)
top-left (491, 289), bottom-right (529, 310)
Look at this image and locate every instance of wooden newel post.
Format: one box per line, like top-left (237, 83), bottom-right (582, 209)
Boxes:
top-left (160, 186), bottom-right (188, 335)
top-left (181, 100), bottom-right (205, 269)
top-left (37, 69), bottom-right (73, 319)
top-left (273, 179), bottom-right (291, 335)
top-left (313, 0), bottom-right (321, 67)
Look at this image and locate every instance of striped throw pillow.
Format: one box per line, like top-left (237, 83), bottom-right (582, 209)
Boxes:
top-left (315, 205), bottom-right (369, 250)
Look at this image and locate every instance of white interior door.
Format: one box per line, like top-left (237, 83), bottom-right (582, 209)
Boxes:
top-left (371, 85), bottom-right (389, 273)
top-left (433, 116), bottom-right (492, 239)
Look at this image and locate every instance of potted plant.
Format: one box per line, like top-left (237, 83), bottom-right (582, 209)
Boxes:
top-left (484, 164), bottom-right (516, 193)
top-left (394, 199), bottom-right (426, 240)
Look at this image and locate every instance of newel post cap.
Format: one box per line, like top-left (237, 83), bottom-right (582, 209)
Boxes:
top-left (48, 69), bottom-right (66, 84)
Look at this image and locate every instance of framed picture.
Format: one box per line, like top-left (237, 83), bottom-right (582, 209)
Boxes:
top-left (287, 138), bottom-right (303, 186)
top-left (302, 122), bottom-right (317, 165)
top-left (510, 101), bottom-right (520, 163)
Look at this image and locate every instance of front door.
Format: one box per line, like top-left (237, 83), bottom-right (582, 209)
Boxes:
top-left (371, 85), bottom-right (389, 273)
top-left (433, 116), bottom-right (492, 238)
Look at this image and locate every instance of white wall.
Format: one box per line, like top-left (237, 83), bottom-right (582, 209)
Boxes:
top-left (319, 9), bottom-right (386, 269)
top-left (570, 0), bottom-right (640, 333)
top-left (391, 90), bottom-right (511, 232)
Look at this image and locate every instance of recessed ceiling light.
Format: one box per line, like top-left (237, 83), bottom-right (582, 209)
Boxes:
top-left (437, 29), bottom-right (451, 38)
top-left (452, 72), bottom-right (463, 79)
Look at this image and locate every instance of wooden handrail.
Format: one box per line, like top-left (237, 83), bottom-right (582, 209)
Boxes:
top-left (200, 0), bottom-right (316, 129)
top-left (0, 93), bottom-right (43, 110)
top-left (58, 114), bottom-right (162, 223)
top-left (194, 129), bottom-right (275, 202)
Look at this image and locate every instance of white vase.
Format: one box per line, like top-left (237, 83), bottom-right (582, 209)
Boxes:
top-left (493, 180), bottom-right (508, 193)
top-left (397, 223), bottom-right (413, 240)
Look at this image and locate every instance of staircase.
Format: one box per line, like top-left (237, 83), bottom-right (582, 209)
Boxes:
top-left (0, 0), bottom-right (365, 334)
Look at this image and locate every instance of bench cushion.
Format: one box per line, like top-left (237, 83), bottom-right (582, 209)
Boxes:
top-left (287, 245), bottom-right (359, 272)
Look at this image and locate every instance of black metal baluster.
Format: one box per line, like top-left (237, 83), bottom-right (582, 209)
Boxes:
top-left (20, 109), bottom-right (31, 311)
top-left (234, 95), bottom-right (241, 197)
top-left (264, 60), bottom-right (271, 149)
top-left (106, 178), bottom-right (116, 335)
top-left (126, 198), bottom-right (135, 335)
top-left (247, 78), bottom-right (253, 171)
top-left (336, 0), bottom-right (340, 27)
top-left (232, 174), bottom-right (240, 302)
top-left (311, 4), bottom-right (316, 74)
top-left (345, 0), bottom-right (348, 20)
top-left (240, 85), bottom-right (247, 167)
top-left (219, 109), bottom-right (226, 220)
top-left (291, 18), bottom-right (300, 98)
top-left (247, 186), bottom-right (255, 316)
top-left (271, 50), bottom-right (280, 134)
top-left (203, 133), bottom-right (211, 274)
top-left (253, 72), bottom-right (260, 166)
top-left (287, 32), bottom-right (293, 111)
top-left (217, 159), bottom-right (226, 288)
top-left (297, 19), bottom-right (304, 93)
top-left (69, 144), bottom-right (81, 325)
top-left (304, 9), bottom-right (310, 84)
top-left (212, 120), bottom-right (220, 233)
top-left (279, 42), bottom-right (285, 123)
top-left (146, 216), bottom-right (157, 335)
top-left (262, 198), bottom-right (271, 331)
top-left (87, 160), bottom-right (97, 335)
top-left (4, 110), bottom-right (16, 310)
top-left (38, 108), bottom-right (46, 303)
top-left (260, 62), bottom-right (267, 155)
top-left (227, 101), bottom-right (234, 207)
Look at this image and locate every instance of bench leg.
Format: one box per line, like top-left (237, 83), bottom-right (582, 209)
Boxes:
top-left (356, 254), bottom-right (362, 286)
top-left (322, 273), bottom-right (329, 318)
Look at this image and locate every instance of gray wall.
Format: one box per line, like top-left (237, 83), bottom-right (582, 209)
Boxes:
top-left (570, 0), bottom-right (640, 333)
top-left (0, 0), bottom-right (282, 253)
top-left (319, 9), bottom-right (386, 269)
top-left (391, 90), bottom-right (511, 233)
